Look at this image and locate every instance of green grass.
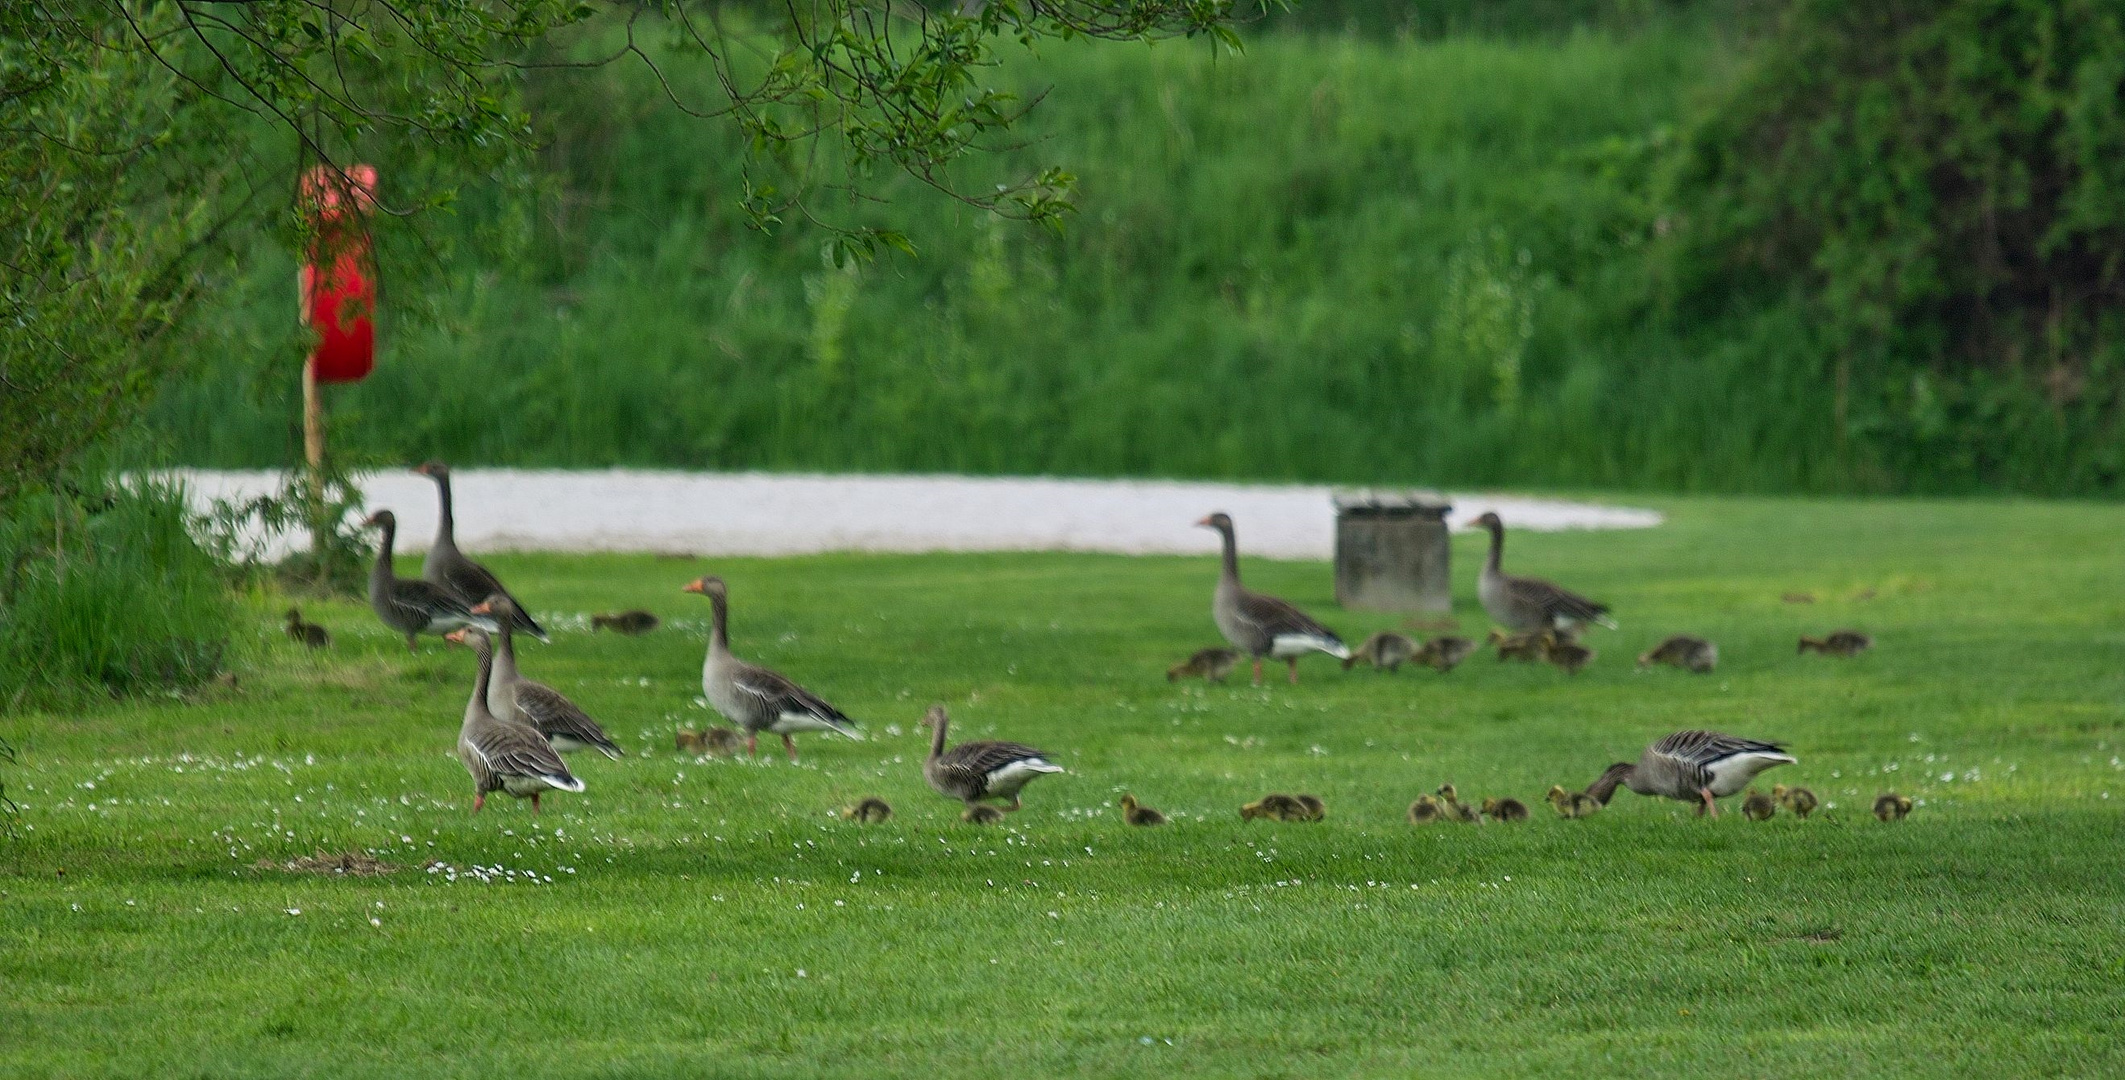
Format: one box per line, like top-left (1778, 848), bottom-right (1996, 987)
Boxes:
top-left (4, 496), bottom-right (2124, 1076)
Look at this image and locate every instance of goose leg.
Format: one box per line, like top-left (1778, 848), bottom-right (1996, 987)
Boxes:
top-left (1699, 787), bottom-right (1718, 818)
top-left (472, 793), bottom-right (485, 814)
top-left (406, 633), bottom-right (419, 652)
top-left (781, 734), bottom-right (799, 763)
top-left (531, 791), bottom-right (542, 815)
top-left (1251, 658), bottom-right (1263, 685)
top-left (746, 732), bottom-right (759, 758)
top-left (1003, 795), bottom-right (1023, 812)
top-left (1286, 658), bottom-right (1300, 685)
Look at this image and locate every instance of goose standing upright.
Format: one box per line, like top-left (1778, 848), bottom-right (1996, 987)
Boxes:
top-left (1196, 512), bottom-right (1349, 685)
top-left (682, 575), bottom-right (861, 761)
top-left (1469, 512), bottom-right (1615, 635)
top-left (411, 462), bottom-right (548, 642)
top-left (1585, 730), bottom-right (1796, 818)
top-left (471, 596), bottom-right (622, 758)
top-left (445, 628), bottom-right (583, 814)
top-left (363, 511), bottom-right (497, 650)
top-left (921, 705), bottom-right (1062, 812)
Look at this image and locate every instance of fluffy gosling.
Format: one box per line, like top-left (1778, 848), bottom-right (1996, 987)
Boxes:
top-left (1168, 647), bottom-right (1239, 683)
top-left (1540, 632), bottom-right (1596, 675)
top-left (1637, 633), bottom-right (1717, 674)
top-left (1874, 792), bottom-right (1913, 822)
top-left (1799, 630), bottom-right (1874, 657)
top-left (1481, 797), bottom-right (1530, 823)
top-left (1293, 794), bottom-right (1326, 822)
top-left (963, 804), bottom-right (1007, 825)
top-left (1408, 795), bottom-right (1446, 824)
top-left (283, 608), bottom-right (331, 650)
top-left (591, 610), bottom-right (660, 635)
top-left (674, 728), bottom-right (705, 754)
top-left (1772, 783), bottom-right (1819, 820)
top-left (1415, 635), bottom-right (1480, 673)
top-left (702, 727), bottom-right (741, 757)
top-left (1120, 793), bottom-right (1168, 826)
top-left (1742, 788), bottom-right (1778, 821)
top-left (843, 796), bottom-right (892, 823)
top-left (1490, 628), bottom-right (1545, 662)
top-left (1547, 785), bottom-right (1601, 819)
top-left (1344, 631), bottom-right (1418, 672)
top-left (1241, 794), bottom-right (1306, 822)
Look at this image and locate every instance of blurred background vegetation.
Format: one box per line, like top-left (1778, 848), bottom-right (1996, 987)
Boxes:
top-left (143, 0), bottom-right (2125, 494)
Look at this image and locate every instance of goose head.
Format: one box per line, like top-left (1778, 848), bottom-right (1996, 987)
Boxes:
top-left (1466, 511), bottom-right (1503, 533)
top-left (680, 575), bottom-right (727, 599)
top-left (411, 461), bottom-right (450, 481)
top-left (361, 509), bottom-right (396, 530)
top-left (1194, 512), bottom-right (1234, 533)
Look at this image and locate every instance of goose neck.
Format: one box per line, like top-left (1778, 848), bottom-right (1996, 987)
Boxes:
top-left (1585, 762), bottom-right (1633, 804)
top-left (433, 474), bottom-right (456, 548)
top-left (1483, 520), bottom-right (1504, 573)
top-left (928, 714), bottom-right (949, 759)
top-left (707, 593), bottom-right (730, 655)
top-left (371, 519), bottom-right (396, 583)
top-left (467, 636), bottom-right (494, 721)
top-left (1217, 523), bottom-right (1240, 583)
top-left (492, 618), bottom-right (520, 684)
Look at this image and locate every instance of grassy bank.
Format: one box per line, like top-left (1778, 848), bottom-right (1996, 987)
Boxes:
top-left (4, 497), bottom-right (2123, 1075)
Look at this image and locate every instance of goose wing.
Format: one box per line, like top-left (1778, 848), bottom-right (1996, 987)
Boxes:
top-left (1505, 574), bottom-right (1614, 628)
top-left (1649, 729), bottom-right (1794, 794)
top-left (441, 559), bottom-right (549, 642)
top-left (731, 662), bottom-right (860, 737)
top-left (935, 740), bottom-right (1053, 790)
top-left (513, 680), bottom-right (623, 758)
top-left (1651, 730), bottom-right (1787, 767)
top-left (1234, 589), bottom-right (1347, 655)
top-left (466, 718), bottom-right (583, 792)
top-left (386, 579), bottom-right (487, 631)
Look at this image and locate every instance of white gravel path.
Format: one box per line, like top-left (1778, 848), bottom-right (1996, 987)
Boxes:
top-left (175, 469), bottom-right (1661, 560)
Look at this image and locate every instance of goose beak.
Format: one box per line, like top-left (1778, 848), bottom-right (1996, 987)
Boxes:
top-left (1193, 516), bottom-right (1213, 528)
top-left (681, 579), bottom-right (705, 595)
top-left (468, 600), bottom-right (492, 616)
top-left (443, 629), bottom-right (467, 647)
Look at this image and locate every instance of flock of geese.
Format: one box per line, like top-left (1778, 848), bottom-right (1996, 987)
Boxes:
top-left (337, 462), bottom-right (1910, 826)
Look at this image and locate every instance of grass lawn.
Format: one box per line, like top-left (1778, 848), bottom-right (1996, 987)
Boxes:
top-left (3, 495), bottom-right (2123, 1077)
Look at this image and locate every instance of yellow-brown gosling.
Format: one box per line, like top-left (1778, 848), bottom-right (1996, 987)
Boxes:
top-left (1415, 636), bottom-right (1480, 672)
top-left (1742, 789), bottom-right (1778, 821)
top-left (1799, 630), bottom-right (1874, 657)
top-left (1540, 632), bottom-right (1596, 675)
top-left (1120, 794), bottom-right (1168, 826)
top-left (1772, 783), bottom-right (1819, 819)
top-left (283, 608), bottom-right (331, 650)
top-left (1481, 797), bottom-right (1530, 823)
top-left (702, 727), bottom-right (741, 757)
top-left (1241, 793), bottom-right (1306, 822)
top-left (843, 796), bottom-right (893, 822)
top-left (1408, 795), bottom-right (1446, 824)
top-left (1167, 647), bottom-right (1239, 683)
top-left (1547, 785), bottom-right (1601, 819)
top-left (674, 728), bottom-right (705, 754)
top-left (1637, 634), bottom-right (1717, 674)
top-left (1489, 628), bottom-right (1545, 662)
top-left (963, 804), bottom-right (1006, 825)
top-left (591, 610), bottom-right (661, 635)
top-left (1874, 792), bottom-right (1913, 821)
top-left (1293, 794), bottom-right (1326, 822)
top-left (1344, 631), bottom-right (1418, 672)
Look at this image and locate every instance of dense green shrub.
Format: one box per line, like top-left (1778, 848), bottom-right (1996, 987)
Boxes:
top-left (0, 478), bottom-right (235, 710)
top-left (1660, 0), bottom-right (2125, 490)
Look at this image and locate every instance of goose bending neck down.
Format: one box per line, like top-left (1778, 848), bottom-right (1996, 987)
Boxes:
top-left (1585, 730), bottom-right (1796, 818)
top-left (683, 575), bottom-right (861, 761)
top-left (1195, 512), bottom-right (1349, 685)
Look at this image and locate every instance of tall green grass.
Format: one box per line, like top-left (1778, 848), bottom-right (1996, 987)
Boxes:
top-left (150, 18), bottom-right (2092, 494)
top-left (0, 478), bottom-right (234, 709)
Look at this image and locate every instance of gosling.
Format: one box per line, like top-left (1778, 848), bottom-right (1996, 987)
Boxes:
top-left (1772, 783), bottom-right (1818, 820)
top-left (283, 608), bottom-right (331, 650)
top-left (1547, 785), bottom-right (1601, 819)
top-left (1799, 630), bottom-right (1874, 657)
top-left (1344, 631), bottom-right (1418, 672)
top-left (1120, 794), bottom-right (1167, 826)
top-left (1408, 795), bottom-right (1446, 824)
top-left (1241, 794), bottom-right (1306, 822)
top-left (1742, 789), bottom-right (1778, 821)
top-left (674, 729), bottom-right (705, 754)
top-left (1415, 636), bottom-right (1480, 673)
top-left (1293, 794), bottom-right (1326, 822)
top-left (1481, 797), bottom-right (1530, 823)
top-left (1637, 634), bottom-right (1717, 674)
top-left (1540, 633), bottom-right (1596, 676)
top-left (1168, 647), bottom-right (1239, 683)
top-left (702, 727), bottom-right (741, 757)
top-left (1490, 629), bottom-right (1545, 663)
top-left (843, 796), bottom-right (892, 822)
top-left (591, 610), bottom-right (660, 635)
top-left (963, 804), bottom-right (1007, 825)
top-left (1873, 792), bottom-right (1913, 822)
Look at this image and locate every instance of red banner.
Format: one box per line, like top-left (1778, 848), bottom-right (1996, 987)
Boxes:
top-left (300, 165), bottom-right (378, 384)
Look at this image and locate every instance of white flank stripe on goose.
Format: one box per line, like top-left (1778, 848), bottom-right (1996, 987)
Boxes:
top-left (1704, 751), bottom-right (1796, 796)
top-left (772, 711), bottom-right (863, 738)
top-left (1271, 633), bottom-right (1350, 660)
top-left (988, 759), bottom-right (1064, 786)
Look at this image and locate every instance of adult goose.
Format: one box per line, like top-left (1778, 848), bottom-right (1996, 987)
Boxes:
top-left (446, 628), bottom-right (583, 814)
top-left (682, 576), bottom-right (861, 761)
top-left (363, 510), bottom-right (496, 650)
top-left (471, 596), bottom-right (622, 759)
top-left (411, 462), bottom-right (548, 642)
top-left (1196, 512), bottom-right (1349, 684)
top-left (1585, 730), bottom-right (1797, 818)
top-left (1468, 511), bottom-right (1615, 634)
top-left (921, 705), bottom-right (1062, 812)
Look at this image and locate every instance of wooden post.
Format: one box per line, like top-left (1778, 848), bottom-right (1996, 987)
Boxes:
top-left (302, 355), bottom-right (328, 556)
